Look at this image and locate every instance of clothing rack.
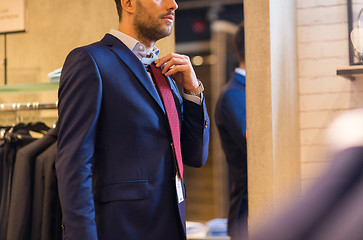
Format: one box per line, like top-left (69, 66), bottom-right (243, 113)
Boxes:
top-left (0, 102), bottom-right (58, 112)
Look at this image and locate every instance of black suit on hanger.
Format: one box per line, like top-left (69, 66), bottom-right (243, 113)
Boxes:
top-left (6, 128), bottom-right (57, 240)
top-left (0, 138), bottom-right (5, 216)
top-left (32, 141), bottom-right (61, 240)
top-left (0, 129), bottom-right (35, 240)
top-left (40, 142), bottom-right (62, 240)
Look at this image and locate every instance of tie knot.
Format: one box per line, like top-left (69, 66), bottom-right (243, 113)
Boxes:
top-left (141, 50), bottom-right (159, 67)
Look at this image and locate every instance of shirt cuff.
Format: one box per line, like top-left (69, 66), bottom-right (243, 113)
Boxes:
top-left (182, 92), bottom-right (203, 105)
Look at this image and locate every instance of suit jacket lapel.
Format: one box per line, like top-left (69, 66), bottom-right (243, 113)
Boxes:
top-left (101, 34), bottom-right (166, 115)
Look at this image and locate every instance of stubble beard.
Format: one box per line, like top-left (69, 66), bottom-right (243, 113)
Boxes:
top-left (134, 2), bottom-right (173, 44)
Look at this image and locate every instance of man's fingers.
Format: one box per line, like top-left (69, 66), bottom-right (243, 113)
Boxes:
top-left (164, 65), bottom-right (185, 77)
top-left (161, 58), bottom-right (188, 74)
top-left (156, 53), bottom-right (188, 67)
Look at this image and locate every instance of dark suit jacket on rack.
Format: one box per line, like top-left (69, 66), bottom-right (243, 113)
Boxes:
top-left (56, 34), bottom-right (210, 240)
top-left (32, 142), bottom-right (61, 240)
top-left (0, 129), bottom-right (35, 240)
top-left (6, 128), bottom-right (57, 240)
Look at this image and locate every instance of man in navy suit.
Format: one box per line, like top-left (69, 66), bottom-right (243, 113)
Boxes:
top-left (215, 22), bottom-right (248, 240)
top-left (56, 0), bottom-right (210, 239)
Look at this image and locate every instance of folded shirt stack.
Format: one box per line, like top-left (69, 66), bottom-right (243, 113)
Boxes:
top-left (206, 218), bottom-right (228, 236)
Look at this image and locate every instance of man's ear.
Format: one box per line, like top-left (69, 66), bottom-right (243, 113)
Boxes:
top-left (121, 0), bottom-right (134, 14)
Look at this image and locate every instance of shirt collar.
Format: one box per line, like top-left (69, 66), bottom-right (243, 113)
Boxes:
top-left (109, 29), bottom-right (159, 59)
top-left (235, 67), bottom-right (246, 76)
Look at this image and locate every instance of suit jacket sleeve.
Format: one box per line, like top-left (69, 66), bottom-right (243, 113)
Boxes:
top-left (56, 47), bottom-right (102, 240)
top-left (180, 96), bottom-right (210, 168)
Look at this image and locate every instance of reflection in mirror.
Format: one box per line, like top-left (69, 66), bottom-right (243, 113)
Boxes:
top-left (176, 1), bottom-right (244, 238)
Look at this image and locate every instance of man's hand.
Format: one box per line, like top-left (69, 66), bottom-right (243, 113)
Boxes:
top-left (155, 53), bottom-right (199, 93)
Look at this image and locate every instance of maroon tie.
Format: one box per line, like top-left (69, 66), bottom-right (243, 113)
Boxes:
top-left (149, 64), bottom-right (183, 180)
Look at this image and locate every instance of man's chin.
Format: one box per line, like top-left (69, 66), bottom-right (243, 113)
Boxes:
top-left (157, 28), bottom-right (173, 40)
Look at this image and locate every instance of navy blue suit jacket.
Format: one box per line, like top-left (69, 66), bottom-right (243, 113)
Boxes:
top-left (56, 34), bottom-right (210, 240)
top-left (215, 71), bottom-right (247, 239)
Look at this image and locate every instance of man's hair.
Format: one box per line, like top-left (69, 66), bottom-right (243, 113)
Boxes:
top-left (234, 22), bottom-right (245, 62)
top-left (114, 0), bottom-right (122, 21)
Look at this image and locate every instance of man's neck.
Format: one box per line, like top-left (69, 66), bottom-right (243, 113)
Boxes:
top-left (239, 61), bottom-right (246, 69)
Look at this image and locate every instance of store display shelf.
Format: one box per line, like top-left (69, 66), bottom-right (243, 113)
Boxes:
top-left (336, 65), bottom-right (363, 80)
top-left (0, 82), bottom-right (59, 95)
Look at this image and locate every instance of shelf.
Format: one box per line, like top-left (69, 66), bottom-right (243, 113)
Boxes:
top-left (0, 82), bottom-right (59, 95)
top-left (0, 102), bottom-right (58, 112)
top-left (336, 65), bottom-right (363, 80)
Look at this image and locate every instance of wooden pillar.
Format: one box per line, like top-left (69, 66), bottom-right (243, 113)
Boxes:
top-left (244, 0), bottom-right (301, 231)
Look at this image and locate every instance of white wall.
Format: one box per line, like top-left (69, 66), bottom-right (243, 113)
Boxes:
top-left (297, 0), bottom-right (363, 192)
